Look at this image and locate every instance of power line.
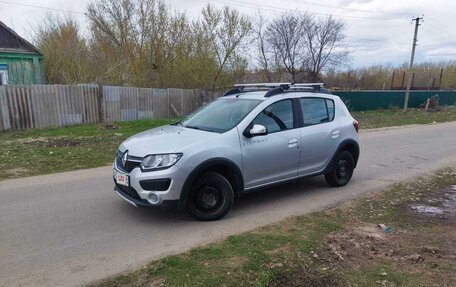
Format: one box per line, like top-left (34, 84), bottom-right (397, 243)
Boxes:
top-left (424, 21), bottom-right (456, 38)
top-left (227, 0), bottom-right (392, 20)
top-left (214, 0), bottom-right (396, 21)
top-left (285, 0), bottom-right (390, 15)
top-left (420, 26), bottom-right (456, 44)
top-left (213, 0), bottom-right (405, 44)
top-left (425, 15), bottom-right (456, 36)
top-left (0, 0), bottom-right (85, 15)
top-left (346, 37), bottom-right (388, 43)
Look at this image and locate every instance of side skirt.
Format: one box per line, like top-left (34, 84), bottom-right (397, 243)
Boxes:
top-left (240, 170), bottom-right (326, 195)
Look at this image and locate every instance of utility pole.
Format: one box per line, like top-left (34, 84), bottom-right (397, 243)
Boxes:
top-left (403, 16), bottom-right (423, 111)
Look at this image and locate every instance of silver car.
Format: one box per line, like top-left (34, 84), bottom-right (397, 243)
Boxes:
top-left (113, 83), bottom-right (360, 221)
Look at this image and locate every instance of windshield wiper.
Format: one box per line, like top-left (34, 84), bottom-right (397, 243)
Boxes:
top-left (184, 125), bottom-right (201, 130)
top-left (183, 125), bottom-right (219, 133)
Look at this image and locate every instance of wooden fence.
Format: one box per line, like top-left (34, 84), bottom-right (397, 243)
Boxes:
top-left (0, 85), bottom-right (221, 131)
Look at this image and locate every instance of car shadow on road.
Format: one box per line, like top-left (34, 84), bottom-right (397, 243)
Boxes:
top-left (231, 175), bottom-right (337, 216)
top-left (113, 199), bottom-right (190, 223)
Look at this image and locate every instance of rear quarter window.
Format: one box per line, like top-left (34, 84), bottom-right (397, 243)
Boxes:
top-left (326, 99), bottom-right (335, 121)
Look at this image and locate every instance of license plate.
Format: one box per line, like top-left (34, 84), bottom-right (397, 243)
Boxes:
top-left (114, 170), bottom-right (129, 186)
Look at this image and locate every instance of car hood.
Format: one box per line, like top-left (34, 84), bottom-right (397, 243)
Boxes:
top-left (119, 125), bottom-right (218, 156)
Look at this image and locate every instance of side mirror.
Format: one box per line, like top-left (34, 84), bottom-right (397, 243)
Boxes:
top-left (246, 124), bottom-right (268, 137)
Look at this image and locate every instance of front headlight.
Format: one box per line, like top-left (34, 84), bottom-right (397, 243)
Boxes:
top-left (141, 153), bottom-right (182, 171)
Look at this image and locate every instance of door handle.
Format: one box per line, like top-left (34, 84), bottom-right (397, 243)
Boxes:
top-left (288, 138), bottom-right (298, 148)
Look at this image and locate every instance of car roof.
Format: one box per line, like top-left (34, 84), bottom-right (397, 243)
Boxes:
top-left (223, 91), bottom-right (340, 101)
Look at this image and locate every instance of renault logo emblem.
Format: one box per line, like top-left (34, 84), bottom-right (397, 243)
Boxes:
top-left (122, 150), bottom-right (128, 168)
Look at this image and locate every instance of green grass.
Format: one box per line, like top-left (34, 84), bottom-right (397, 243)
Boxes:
top-left (0, 119), bottom-right (175, 180)
top-left (92, 168), bottom-right (456, 287)
top-left (352, 106), bottom-right (456, 129)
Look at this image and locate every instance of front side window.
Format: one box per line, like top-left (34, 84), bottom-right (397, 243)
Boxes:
top-left (252, 100), bottom-right (294, 133)
top-left (180, 98), bottom-right (261, 133)
top-left (300, 98), bottom-right (334, 125)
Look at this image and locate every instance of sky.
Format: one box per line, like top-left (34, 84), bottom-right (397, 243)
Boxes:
top-left (0, 0), bottom-right (455, 68)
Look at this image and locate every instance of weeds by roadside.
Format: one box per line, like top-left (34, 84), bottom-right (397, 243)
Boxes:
top-left (352, 106), bottom-right (456, 129)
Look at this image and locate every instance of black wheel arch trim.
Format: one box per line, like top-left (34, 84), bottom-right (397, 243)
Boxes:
top-left (178, 158), bottom-right (244, 210)
top-left (324, 139), bottom-right (360, 174)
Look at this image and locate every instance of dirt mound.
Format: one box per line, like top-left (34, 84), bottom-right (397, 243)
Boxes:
top-left (320, 223), bottom-right (399, 269)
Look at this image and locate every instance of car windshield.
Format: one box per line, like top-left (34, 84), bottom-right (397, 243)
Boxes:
top-left (178, 98), bottom-right (261, 133)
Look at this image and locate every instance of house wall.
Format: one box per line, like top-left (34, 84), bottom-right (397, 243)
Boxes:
top-left (0, 52), bottom-right (44, 85)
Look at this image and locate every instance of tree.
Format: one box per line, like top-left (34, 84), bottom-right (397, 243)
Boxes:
top-left (304, 16), bottom-right (349, 82)
top-left (34, 16), bottom-right (90, 84)
top-left (86, 0), bottom-right (138, 85)
top-left (266, 12), bottom-right (309, 83)
top-left (83, 1), bottom-right (253, 89)
top-left (253, 11), bottom-right (272, 82)
top-left (201, 4), bottom-right (252, 89)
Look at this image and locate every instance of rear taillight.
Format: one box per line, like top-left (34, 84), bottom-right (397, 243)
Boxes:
top-left (353, 120), bottom-right (359, 133)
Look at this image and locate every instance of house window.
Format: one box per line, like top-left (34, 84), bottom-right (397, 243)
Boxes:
top-left (0, 64), bottom-right (8, 85)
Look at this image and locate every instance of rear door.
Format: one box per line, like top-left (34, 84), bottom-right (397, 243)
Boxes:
top-left (241, 99), bottom-right (301, 188)
top-left (298, 97), bottom-right (338, 175)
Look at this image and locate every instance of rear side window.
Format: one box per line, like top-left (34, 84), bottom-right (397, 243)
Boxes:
top-left (300, 98), bottom-right (335, 126)
top-left (326, 99), bottom-right (335, 121)
top-left (252, 100), bottom-right (294, 133)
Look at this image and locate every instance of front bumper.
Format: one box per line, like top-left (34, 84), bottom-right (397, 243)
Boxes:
top-left (114, 185), bottom-right (178, 208)
top-left (114, 185), bottom-right (151, 207)
top-left (112, 159), bottom-right (187, 207)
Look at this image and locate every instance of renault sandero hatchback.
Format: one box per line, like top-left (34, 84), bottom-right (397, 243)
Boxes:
top-left (113, 83), bottom-right (360, 221)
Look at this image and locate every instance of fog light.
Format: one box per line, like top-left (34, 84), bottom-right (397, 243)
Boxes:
top-left (148, 193), bottom-right (160, 204)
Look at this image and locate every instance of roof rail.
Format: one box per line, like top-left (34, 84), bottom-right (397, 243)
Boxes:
top-left (234, 82), bottom-right (292, 88)
top-left (223, 82), bottom-right (330, 97)
top-left (291, 83), bottom-right (324, 88)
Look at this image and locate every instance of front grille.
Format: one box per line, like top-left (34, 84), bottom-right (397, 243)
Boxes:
top-left (115, 183), bottom-right (146, 202)
top-left (116, 151), bottom-right (142, 173)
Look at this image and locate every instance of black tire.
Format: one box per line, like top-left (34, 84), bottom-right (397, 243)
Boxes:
top-left (325, 150), bottom-right (355, 187)
top-left (187, 172), bottom-right (234, 221)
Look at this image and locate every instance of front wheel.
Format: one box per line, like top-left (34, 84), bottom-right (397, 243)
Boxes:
top-left (325, 150), bottom-right (355, 187)
top-left (187, 172), bottom-right (234, 221)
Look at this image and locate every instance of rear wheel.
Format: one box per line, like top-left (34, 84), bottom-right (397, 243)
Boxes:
top-left (325, 150), bottom-right (354, 187)
top-left (187, 172), bottom-right (234, 221)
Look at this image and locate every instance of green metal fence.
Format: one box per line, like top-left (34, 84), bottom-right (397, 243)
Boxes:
top-left (332, 90), bottom-right (456, 111)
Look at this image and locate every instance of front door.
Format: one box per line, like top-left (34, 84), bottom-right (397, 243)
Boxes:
top-left (241, 99), bottom-right (300, 188)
